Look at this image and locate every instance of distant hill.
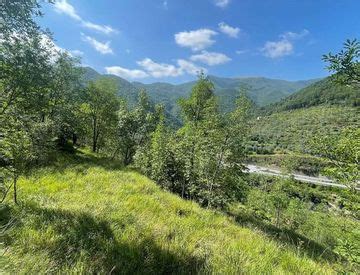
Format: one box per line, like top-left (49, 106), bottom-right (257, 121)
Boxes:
top-left (81, 67), bottom-right (140, 107)
top-left (133, 75), bottom-right (319, 116)
top-left (249, 77), bottom-right (359, 154)
top-left (264, 77), bottom-right (359, 113)
top-left (249, 106), bottom-right (359, 154)
top-left (81, 67), bottom-right (319, 121)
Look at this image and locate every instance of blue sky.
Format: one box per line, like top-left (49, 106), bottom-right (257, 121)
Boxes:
top-left (39, 0), bottom-right (360, 83)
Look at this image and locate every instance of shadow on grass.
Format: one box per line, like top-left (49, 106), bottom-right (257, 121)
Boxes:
top-left (227, 210), bottom-right (339, 263)
top-left (1, 203), bottom-right (205, 274)
top-left (43, 149), bottom-right (125, 174)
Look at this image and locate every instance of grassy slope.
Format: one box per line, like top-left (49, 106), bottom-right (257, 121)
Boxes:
top-left (0, 152), bottom-right (336, 274)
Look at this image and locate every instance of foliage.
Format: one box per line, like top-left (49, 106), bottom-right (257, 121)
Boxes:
top-left (265, 78), bottom-right (359, 113)
top-left (80, 78), bottom-right (119, 152)
top-left (136, 74), bottom-right (252, 208)
top-left (235, 174), bottom-right (360, 269)
top-left (311, 127), bottom-right (359, 191)
top-left (248, 106), bottom-right (359, 154)
top-left (0, 0), bottom-right (85, 202)
top-left (116, 90), bottom-right (161, 164)
top-left (323, 39), bottom-right (360, 86)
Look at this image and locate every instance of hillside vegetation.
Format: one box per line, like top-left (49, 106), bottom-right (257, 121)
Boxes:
top-left (265, 77), bottom-right (359, 113)
top-left (249, 106), bottom-right (359, 154)
top-left (0, 152), bottom-right (337, 274)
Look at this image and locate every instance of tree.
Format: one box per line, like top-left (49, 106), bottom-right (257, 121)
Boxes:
top-left (1, 0), bottom-right (55, 116)
top-left (176, 75), bottom-right (251, 207)
top-left (176, 73), bottom-right (217, 202)
top-left (269, 179), bottom-right (290, 227)
top-left (133, 74), bottom-right (252, 208)
top-left (322, 39), bottom-right (360, 86)
top-left (0, 116), bottom-right (48, 203)
top-left (135, 107), bottom-right (179, 190)
top-left (0, 0), bottom-right (61, 203)
top-left (311, 127), bottom-right (359, 192)
top-left (178, 72), bottom-right (216, 125)
top-left (116, 90), bottom-right (159, 164)
top-left (81, 78), bottom-right (119, 152)
top-left (48, 53), bottom-right (84, 149)
top-left (1, 0), bottom-right (44, 37)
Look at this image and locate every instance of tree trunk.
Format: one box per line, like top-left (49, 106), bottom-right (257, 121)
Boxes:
top-left (92, 117), bottom-right (97, 152)
top-left (111, 147), bottom-right (120, 160)
top-left (13, 174), bottom-right (18, 204)
top-left (276, 208), bottom-right (280, 227)
top-left (72, 133), bottom-right (77, 146)
top-left (181, 181), bottom-right (185, 198)
top-left (207, 135), bottom-right (229, 209)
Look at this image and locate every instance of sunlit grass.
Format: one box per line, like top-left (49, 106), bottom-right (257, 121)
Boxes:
top-left (0, 151), bottom-right (336, 274)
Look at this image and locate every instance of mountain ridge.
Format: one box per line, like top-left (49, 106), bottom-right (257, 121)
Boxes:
top-left (81, 67), bottom-right (321, 120)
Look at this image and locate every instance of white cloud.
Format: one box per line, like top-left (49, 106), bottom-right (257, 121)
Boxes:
top-left (70, 49), bottom-right (84, 56)
top-left (280, 29), bottom-right (309, 40)
top-left (81, 21), bottom-right (117, 35)
top-left (137, 58), bottom-right (182, 77)
top-left (39, 34), bottom-right (81, 62)
top-left (40, 34), bottom-right (66, 59)
top-left (81, 34), bottom-right (113, 54)
top-left (54, 0), bottom-right (117, 35)
top-left (138, 58), bottom-right (207, 77)
top-left (54, 0), bottom-right (81, 20)
top-left (214, 0), bottom-right (230, 8)
top-left (105, 66), bottom-right (148, 79)
top-left (106, 58), bottom-right (206, 80)
top-left (190, 51), bottom-right (231, 65)
top-left (236, 50), bottom-right (248, 55)
top-left (262, 29), bottom-right (309, 59)
top-left (218, 22), bottom-right (240, 38)
top-left (177, 59), bottom-right (207, 75)
top-left (175, 29), bottom-right (217, 51)
top-left (262, 40), bottom-right (293, 58)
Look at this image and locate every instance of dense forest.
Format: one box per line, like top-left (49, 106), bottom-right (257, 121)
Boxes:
top-left (1, 1), bottom-right (359, 274)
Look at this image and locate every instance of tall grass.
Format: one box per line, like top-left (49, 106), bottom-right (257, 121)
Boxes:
top-left (0, 151), bottom-right (336, 274)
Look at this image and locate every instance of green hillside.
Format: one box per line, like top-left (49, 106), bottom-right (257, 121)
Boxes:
top-left (208, 76), bottom-right (319, 108)
top-left (82, 67), bottom-right (140, 107)
top-left (248, 75), bottom-right (360, 156)
top-left (249, 106), bottom-right (359, 154)
top-left (265, 77), bottom-right (359, 113)
top-left (0, 151), bottom-right (336, 274)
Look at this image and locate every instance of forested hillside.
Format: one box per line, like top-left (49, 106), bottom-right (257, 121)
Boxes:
top-left (248, 70), bottom-right (359, 174)
top-left (249, 106), bottom-right (359, 154)
top-left (264, 77), bottom-right (359, 113)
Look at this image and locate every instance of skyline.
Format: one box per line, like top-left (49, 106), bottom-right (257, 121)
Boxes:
top-left (38, 0), bottom-right (360, 83)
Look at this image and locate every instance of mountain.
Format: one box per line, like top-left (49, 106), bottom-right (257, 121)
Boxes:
top-left (133, 75), bottom-right (320, 116)
top-left (81, 67), bottom-right (320, 121)
top-left (264, 77), bottom-right (360, 113)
